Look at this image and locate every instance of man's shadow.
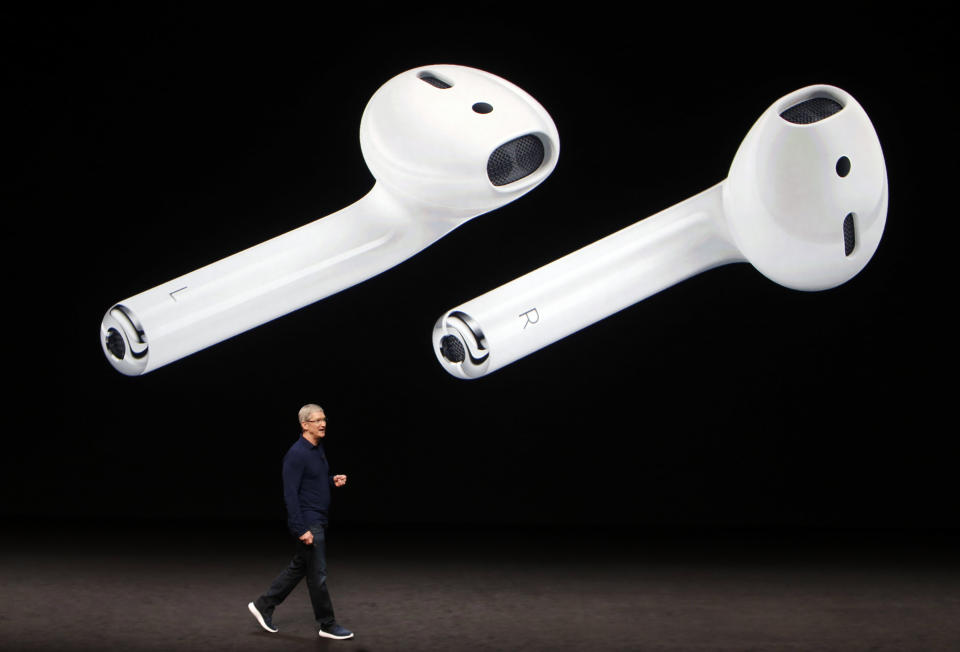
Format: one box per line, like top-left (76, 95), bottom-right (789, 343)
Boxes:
top-left (250, 629), bottom-right (371, 651)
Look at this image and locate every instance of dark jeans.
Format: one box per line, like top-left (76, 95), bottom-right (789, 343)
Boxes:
top-left (254, 523), bottom-right (336, 628)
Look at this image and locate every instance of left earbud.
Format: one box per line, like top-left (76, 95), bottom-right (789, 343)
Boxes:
top-left (100, 65), bottom-right (559, 375)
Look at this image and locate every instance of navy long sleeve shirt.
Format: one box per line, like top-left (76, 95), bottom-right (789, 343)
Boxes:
top-left (282, 436), bottom-right (334, 537)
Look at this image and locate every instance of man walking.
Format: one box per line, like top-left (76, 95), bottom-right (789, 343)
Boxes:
top-left (248, 404), bottom-right (354, 640)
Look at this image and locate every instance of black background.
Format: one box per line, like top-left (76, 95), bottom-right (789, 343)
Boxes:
top-left (3, 8), bottom-right (953, 533)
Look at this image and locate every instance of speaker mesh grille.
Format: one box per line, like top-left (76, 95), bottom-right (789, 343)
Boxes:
top-left (487, 135), bottom-right (545, 186)
top-left (419, 74), bottom-right (451, 89)
top-left (780, 97), bottom-right (843, 124)
top-left (843, 213), bottom-right (856, 256)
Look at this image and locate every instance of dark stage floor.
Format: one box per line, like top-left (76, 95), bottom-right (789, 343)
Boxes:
top-left (1, 523), bottom-right (958, 651)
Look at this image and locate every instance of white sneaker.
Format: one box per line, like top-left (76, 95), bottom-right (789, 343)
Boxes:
top-left (319, 622), bottom-right (354, 639)
top-left (248, 602), bottom-right (278, 633)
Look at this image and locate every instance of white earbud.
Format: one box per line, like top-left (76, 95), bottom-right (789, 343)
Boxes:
top-left (434, 85), bottom-right (887, 379)
top-left (101, 65), bottom-right (559, 375)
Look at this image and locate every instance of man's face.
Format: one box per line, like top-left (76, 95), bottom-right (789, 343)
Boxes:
top-left (302, 410), bottom-right (327, 440)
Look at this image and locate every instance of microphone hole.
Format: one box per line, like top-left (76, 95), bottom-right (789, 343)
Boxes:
top-left (440, 335), bottom-right (466, 363)
top-left (472, 102), bottom-right (493, 114)
top-left (836, 156), bottom-right (851, 177)
top-left (106, 328), bottom-right (126, 360)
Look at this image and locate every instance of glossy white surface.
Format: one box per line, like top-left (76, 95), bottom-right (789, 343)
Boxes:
top-left (101, 65), bottom-right (559, 375)
top-left (435, 85), bottom-right (887, 379)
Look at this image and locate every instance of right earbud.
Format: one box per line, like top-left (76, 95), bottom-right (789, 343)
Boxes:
top-left (723, 86), bottom-right (887, 290)
top-left (433, 85), bottom-right (888, 379)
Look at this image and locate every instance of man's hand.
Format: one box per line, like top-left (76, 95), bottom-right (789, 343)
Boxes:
top-left (299, 530), bottom-right (314, 546)
top-left (333, 474), bottom-right (347, 487)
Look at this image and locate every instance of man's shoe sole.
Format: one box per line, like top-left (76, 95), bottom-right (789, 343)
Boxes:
top-left (248, 602), bottom-right (278, 633)
top-left (318, 629), bottom-right (354, 640)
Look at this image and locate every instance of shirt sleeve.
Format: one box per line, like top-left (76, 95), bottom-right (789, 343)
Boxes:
top-left (282, 448), bottom-right (308, 537)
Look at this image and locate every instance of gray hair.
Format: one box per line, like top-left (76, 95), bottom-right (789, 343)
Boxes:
top-left (298, 403), bottom-right (325, 424)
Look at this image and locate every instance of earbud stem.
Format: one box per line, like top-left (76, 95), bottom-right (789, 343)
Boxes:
top-left (436, 183), bottom-right (744, 378)
top-left (102, 183), bottom-right (464, 375)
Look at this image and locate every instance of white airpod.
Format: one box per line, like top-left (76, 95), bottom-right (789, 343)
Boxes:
top-left (101, 64), bottom-right (559, 375)
top-left (434, 85), bottom-right (887, 379)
